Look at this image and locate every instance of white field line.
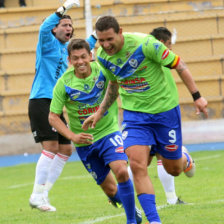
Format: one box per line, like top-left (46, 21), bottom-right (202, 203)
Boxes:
top-left (8, 154), bottom-right (221, 189)
top-left (77, 199), bottom-right (224, 224)
top-left (8, 175), bottom-right (90, 189)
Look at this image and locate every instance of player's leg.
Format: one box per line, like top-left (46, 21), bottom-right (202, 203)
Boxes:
top-left (122, 110), bottom-right (161, 224)
top-left (44, 114), bottom-right (72, 200)
top-left (43, 143), bottom-right (72, 197)
top-left (105, 132), bottom-right (139, 224)
top-left (155, 106), bottom-right (195, 177)
top-left (29, 140), bottom-right (58, 211)
top-left (126, 145), bottom-right (161, 224)
top-left (156, 153), bottom-right (178, 204)
top-left (28, 99), bottom-right (60, 211)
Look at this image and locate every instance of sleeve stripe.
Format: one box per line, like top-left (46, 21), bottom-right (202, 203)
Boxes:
top-left (170, 55), bottom-right (180, 68)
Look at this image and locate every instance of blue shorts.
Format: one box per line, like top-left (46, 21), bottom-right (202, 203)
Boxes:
top-left (122, 106), bottom-right (182, 160)
top-left (76, 131), bottom-right (128, 185)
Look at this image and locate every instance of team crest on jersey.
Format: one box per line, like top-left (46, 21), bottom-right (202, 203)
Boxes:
top-left (129, 59), bottom-right (138, 68)
top-left (122, 131), bottom-right (128, 140)
top-left (96, 81), bottom-right (104, 89)
top-left (70, 92), bottom-right (80, 100)
top-left (115, 146), bottom-right (124, 153)
top-left (162, 49), bottom-right (169, 60)
top-left (165, 144), bottom-right (178, 152)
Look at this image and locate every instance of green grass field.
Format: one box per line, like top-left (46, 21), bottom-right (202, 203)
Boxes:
top-left (1, 150), bottom-right (224, 224)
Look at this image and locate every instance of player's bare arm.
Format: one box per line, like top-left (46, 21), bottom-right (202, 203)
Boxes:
top-left (101, 80), bottom-right (119, 112)
top-left (82, 80), bottom-right (119, 130)
top-left (175, 59), bottom-right (208, 118)
top-left (49, 112), bottom-right (93, 144)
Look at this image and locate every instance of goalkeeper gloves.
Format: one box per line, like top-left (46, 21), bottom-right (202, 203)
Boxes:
top-left (57, 0), bottom-right (80, 16)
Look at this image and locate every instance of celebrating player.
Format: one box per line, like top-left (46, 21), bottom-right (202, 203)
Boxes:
top-left (49, 38), bottom-right (142, 224)
top-left (82, 16), bottom-right (208, 223)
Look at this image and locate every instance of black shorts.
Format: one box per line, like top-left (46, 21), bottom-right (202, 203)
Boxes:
top-left (28, 98), bottom-right (71, 144)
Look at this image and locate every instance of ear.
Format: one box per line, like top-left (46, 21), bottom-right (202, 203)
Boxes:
top-left (52, 27), bottom-right (57, 33)
top-left (119, 27), bottom-right (123, 35)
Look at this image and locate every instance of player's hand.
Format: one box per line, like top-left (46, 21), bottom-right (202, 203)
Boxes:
top-left (57, 0), bottom-right (80, 16)
top-left (194, 96), bottom-right (208, 118)
top-left (82, 112), bottom-right (102, 131)
top-left (82, 114), bottom-right (96, 131)
top-left (71, 132), bottom-right (93, 144)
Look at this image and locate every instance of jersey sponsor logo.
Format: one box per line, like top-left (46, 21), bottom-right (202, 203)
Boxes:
top-left (162, 49), bottom-right (169, 60)
top-left (109, 65), bottom-right (116, 73)
top-left (129, 59), bottom-right (138, 68)
top-left (78, 105), bottom-right (100, 115)
top-left (115, 146), bottom-right (124, 153)
top-left (153, 43), bottom-right (161, 53)
top-left (119, 77), bottom-right (150, 93)
top-left (165, 144), bottom-right (178, 152)
top-left (70, 92), bottom-right (81, 100)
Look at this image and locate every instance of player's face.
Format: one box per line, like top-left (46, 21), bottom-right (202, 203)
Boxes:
top-left (97, 28), bottom-right (124, 55)
top-left (53, 19), bottom-right (73, 43)
top-left (161, 39), bottom-right (172, 50)
top-left (68, 48), bottom-right (92, 78)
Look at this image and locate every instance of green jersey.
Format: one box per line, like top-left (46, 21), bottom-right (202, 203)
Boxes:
top-left (97, 33), bottom-right (180, 114)
top-left (50, 61), bottom-right (119, 147)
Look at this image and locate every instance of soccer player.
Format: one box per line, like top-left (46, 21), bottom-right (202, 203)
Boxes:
top-left (127, 27), bottom-right (186, 205)
top-left (82, 16), bottom-right (208, 223)
top-left (28, 0), bottom-right (97, 212)
top-left (49, 38), bottom-right (141, 224)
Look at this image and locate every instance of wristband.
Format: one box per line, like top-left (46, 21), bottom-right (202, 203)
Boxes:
top-left (192, 91), bottom-right (201, 101)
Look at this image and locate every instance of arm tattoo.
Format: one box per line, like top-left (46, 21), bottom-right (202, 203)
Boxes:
top-left (101, 82), bottom-right (119, 112)
top-left (176, 60), bottom-right (187, 75)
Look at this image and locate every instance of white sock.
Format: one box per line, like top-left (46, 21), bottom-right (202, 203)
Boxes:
top-left (44, 153), bottom-right (69, 197)
top-left (32, 150), bottom-right (55, 196)
top-left (127, 166), bottom-right (134, 182)
top-left (157, 160), bottom-right (178, 204)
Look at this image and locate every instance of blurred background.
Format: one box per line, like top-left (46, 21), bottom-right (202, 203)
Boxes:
top-left (0, 0), bottom-right (223, 157)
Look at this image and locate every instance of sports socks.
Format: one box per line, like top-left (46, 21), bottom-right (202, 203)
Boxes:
top-left (44, 153), bottom-right (69, 197)
top-left (109, 179), bottom-right (136, 224)
top-left (118, 179), bottom-right (136, 224)
top-left (138, 194), bottom-right (161, 223)
top-left (32, 149), bottom-right (55, 195)
top-left (157, 160), bottom-right (177, 204)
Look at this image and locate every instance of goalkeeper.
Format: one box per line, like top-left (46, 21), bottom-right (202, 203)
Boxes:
top-left (28, 0), bottom-right (97, 212)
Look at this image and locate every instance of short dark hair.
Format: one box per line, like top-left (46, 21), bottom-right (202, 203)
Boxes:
top-left (52, 15), bottom-right (74, 38)
top-left (150, 27), bottom-right (171, 42)
top-left (67, 38), bottom-right (91, 57)
top-left (95, 16), bottom-right (120, 33)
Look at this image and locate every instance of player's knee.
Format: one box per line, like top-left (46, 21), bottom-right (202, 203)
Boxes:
top-left (130, 160), bottom-right (148, 179)
top-left (166, 166), bottom-right (182, 176)
top-left (115, 166), bottom-right (129, 182)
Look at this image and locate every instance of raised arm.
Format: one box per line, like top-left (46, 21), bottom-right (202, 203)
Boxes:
top-left (175, 59), bottom-right (208, 118)
top-left (82, 80), bottom-right (119, 130)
